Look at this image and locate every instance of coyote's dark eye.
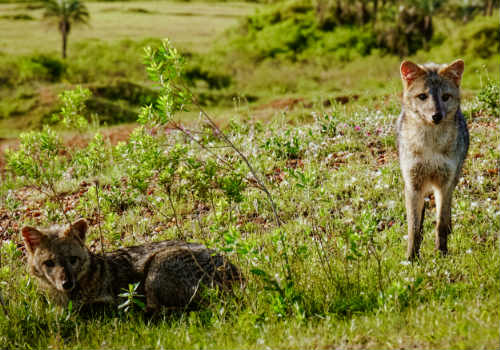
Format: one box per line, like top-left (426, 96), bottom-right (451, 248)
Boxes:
top-left (417, 93), bottom-right (428, 101)
top-left (44, 260), bottom-right (55, 268)
top-left (69, 256), bottom-right (78, 265)
top-left (442, 93), bottom-right (451, 101)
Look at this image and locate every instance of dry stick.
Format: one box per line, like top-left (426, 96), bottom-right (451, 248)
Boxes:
top-left (94, 181), bottom-right (105, 255)
top-left (166, 185), bottom-right (183, 238)
top-left (173, 123), bottom-right (267, 194)
top-left (368, 235), bottom-right (384, 297)
top-left (190, 98), bottom-right (282, 227)
top-left (172, 124), bottom-right (234, 170)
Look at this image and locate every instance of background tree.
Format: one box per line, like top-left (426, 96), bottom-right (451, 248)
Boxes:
top-left (42, 0), bottom-right (90, 59)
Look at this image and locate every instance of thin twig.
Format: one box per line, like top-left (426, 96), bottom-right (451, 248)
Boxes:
top-left (45, 181), bottom-right (71, 225)
top-left (166, 184), bottom-right (183, 238)
top-left (190, 98), bottom-right (282, 227)
top-left (94, 181), bottom-right (105, 255)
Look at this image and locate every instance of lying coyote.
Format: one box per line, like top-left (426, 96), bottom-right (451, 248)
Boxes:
top-left (22, 219), bottom-right (242, 311)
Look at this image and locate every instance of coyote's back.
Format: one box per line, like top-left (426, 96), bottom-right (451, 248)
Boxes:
top-left (22, 219), bottom-right (242, 311)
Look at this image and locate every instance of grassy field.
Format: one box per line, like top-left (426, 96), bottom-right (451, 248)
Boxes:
top-left (0, 1), bottom-right (499, 348)
top-left (0, 1), bottom-right (258, 54)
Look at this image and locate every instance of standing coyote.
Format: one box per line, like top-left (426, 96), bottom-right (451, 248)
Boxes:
top-left (22, 219), bottom-right (242, 311)
top-left (397, 59), bottom-right (469, 260)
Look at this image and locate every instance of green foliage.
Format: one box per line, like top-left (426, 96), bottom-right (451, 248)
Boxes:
top-left (141, 39), bottom-right (192, 125)
top-left (72, 133), bottom-right (110, 177)
top-left (227, 0), bottom-right (443, 60)
top-left (262, 130), bottom-right (302, 160)
top-left (18, 54), bottom-right (66, 83)
top-left (476, 77), bottom-right (500, 117)
top-left (230, 1), bottom-right (382, 61)
top-left (42, 0), bottom-right (90, 32)
top-left (456, 15), bottom-right (500, 59)
top-left (118, 282), bottom-right (146, 312)
top-left (53, 85), bottom-right (92, 130)
top-left (5, 126), bottom-right (64, 186)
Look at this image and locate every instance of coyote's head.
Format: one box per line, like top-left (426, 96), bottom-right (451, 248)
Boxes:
top-left (22, 219), bottom-right (90, 293)
top-left (400, 59), bottom-right (464, 125)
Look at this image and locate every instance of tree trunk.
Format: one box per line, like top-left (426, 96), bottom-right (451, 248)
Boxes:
top-left (60, 20), bottom-right (68, 59)
top-left (62, 31), bottom-right (67, 59)
top-left (360, 1), bottom-right (368, 25)
top-left (372, 0), bottom-right (378, 27)
top-left (422, 15), bottom-right (433, 51)
top-left (487, 0), bottom-right (494, 16)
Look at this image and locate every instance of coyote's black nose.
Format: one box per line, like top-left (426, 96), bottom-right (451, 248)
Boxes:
top-left (432, 113), bottom-right (442, 124)
top-left (62, 280), bottom-right (74, 290)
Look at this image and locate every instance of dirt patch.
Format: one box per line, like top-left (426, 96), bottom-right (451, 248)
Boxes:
top-left (323, 94), bottom-right (360, 106)
top-left (38, 86), bottom-right (58, 106)
top-left (256, 97), bottom-right (306, 111)
top-left (256, 95), bottom-right (361, 111)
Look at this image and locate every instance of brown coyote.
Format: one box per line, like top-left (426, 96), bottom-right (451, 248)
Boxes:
top-left (22, 219), bottom-right (242, 311)
top-left (397, 59), bottom-right (469, 260)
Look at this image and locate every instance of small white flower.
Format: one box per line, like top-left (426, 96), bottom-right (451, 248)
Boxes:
top-left (400, 260), bottom-right (411, 266)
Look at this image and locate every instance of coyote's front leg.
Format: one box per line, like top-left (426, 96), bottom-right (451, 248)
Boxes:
top-left (434, 186), bottom-right (453, 255)
top-left (405, 186), bottom-right (425, 260)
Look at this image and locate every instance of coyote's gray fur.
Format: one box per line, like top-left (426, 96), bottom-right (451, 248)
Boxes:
top-left (22, 219), bottom-right (242, 311)
top-left (397, 59), bottom-right (469, 260)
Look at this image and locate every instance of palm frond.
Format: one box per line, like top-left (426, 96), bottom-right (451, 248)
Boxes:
top-left (42, 0), bottom-right (90, 26)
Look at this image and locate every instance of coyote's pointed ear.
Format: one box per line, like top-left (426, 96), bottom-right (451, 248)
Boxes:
top-left (400, 61), bottom-right (425, 87)
top-left (22, 226), bottom-right (45, 254)
top-left (65, 219), bottom-right (88, 242)
top-left (439, 59), bottom-right (464, 86)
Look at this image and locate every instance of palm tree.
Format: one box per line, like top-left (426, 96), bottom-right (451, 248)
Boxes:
top-left (42, 0), bottom-right (90, 59)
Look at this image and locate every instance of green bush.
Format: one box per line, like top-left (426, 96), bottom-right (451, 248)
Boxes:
top-left (476, 78), bottom-right (500, 117)
top-left (456, 15), bottom-right (500, 59)
top-left (228, 0), bottom-right (385, 61)
top-left (18, 54), bottom-right (66, 82)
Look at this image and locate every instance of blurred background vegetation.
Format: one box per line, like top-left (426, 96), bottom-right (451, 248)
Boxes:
top-left (0, 0), bottom-right (498, 136)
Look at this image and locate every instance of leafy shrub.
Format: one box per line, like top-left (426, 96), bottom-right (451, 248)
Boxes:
top-left (5, 126), bottom-right (64, 186)
top-left (90, 80), bottom-right (158, 106)
top-left (0, 13), bottom-right (34, 20)
top-left (53, 85), bottom-right (92, 130)
top-left (262, 131), bottom-right (303, 160)
top-left (476, 78), bottom-right (500, 117)
top-left (18, 54), bottom-right (66, 82)
top-left (229, 0), bottom-right (382, 61)
top-left (184, 63), bottom-right (232, 89)
top-left (456, 15), bottom-right (500, 59)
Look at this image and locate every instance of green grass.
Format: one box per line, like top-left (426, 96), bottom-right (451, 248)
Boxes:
top-left (0, 1), bottom-right (258, 54)
top-left (0, 88), bottom-right (498, 348)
